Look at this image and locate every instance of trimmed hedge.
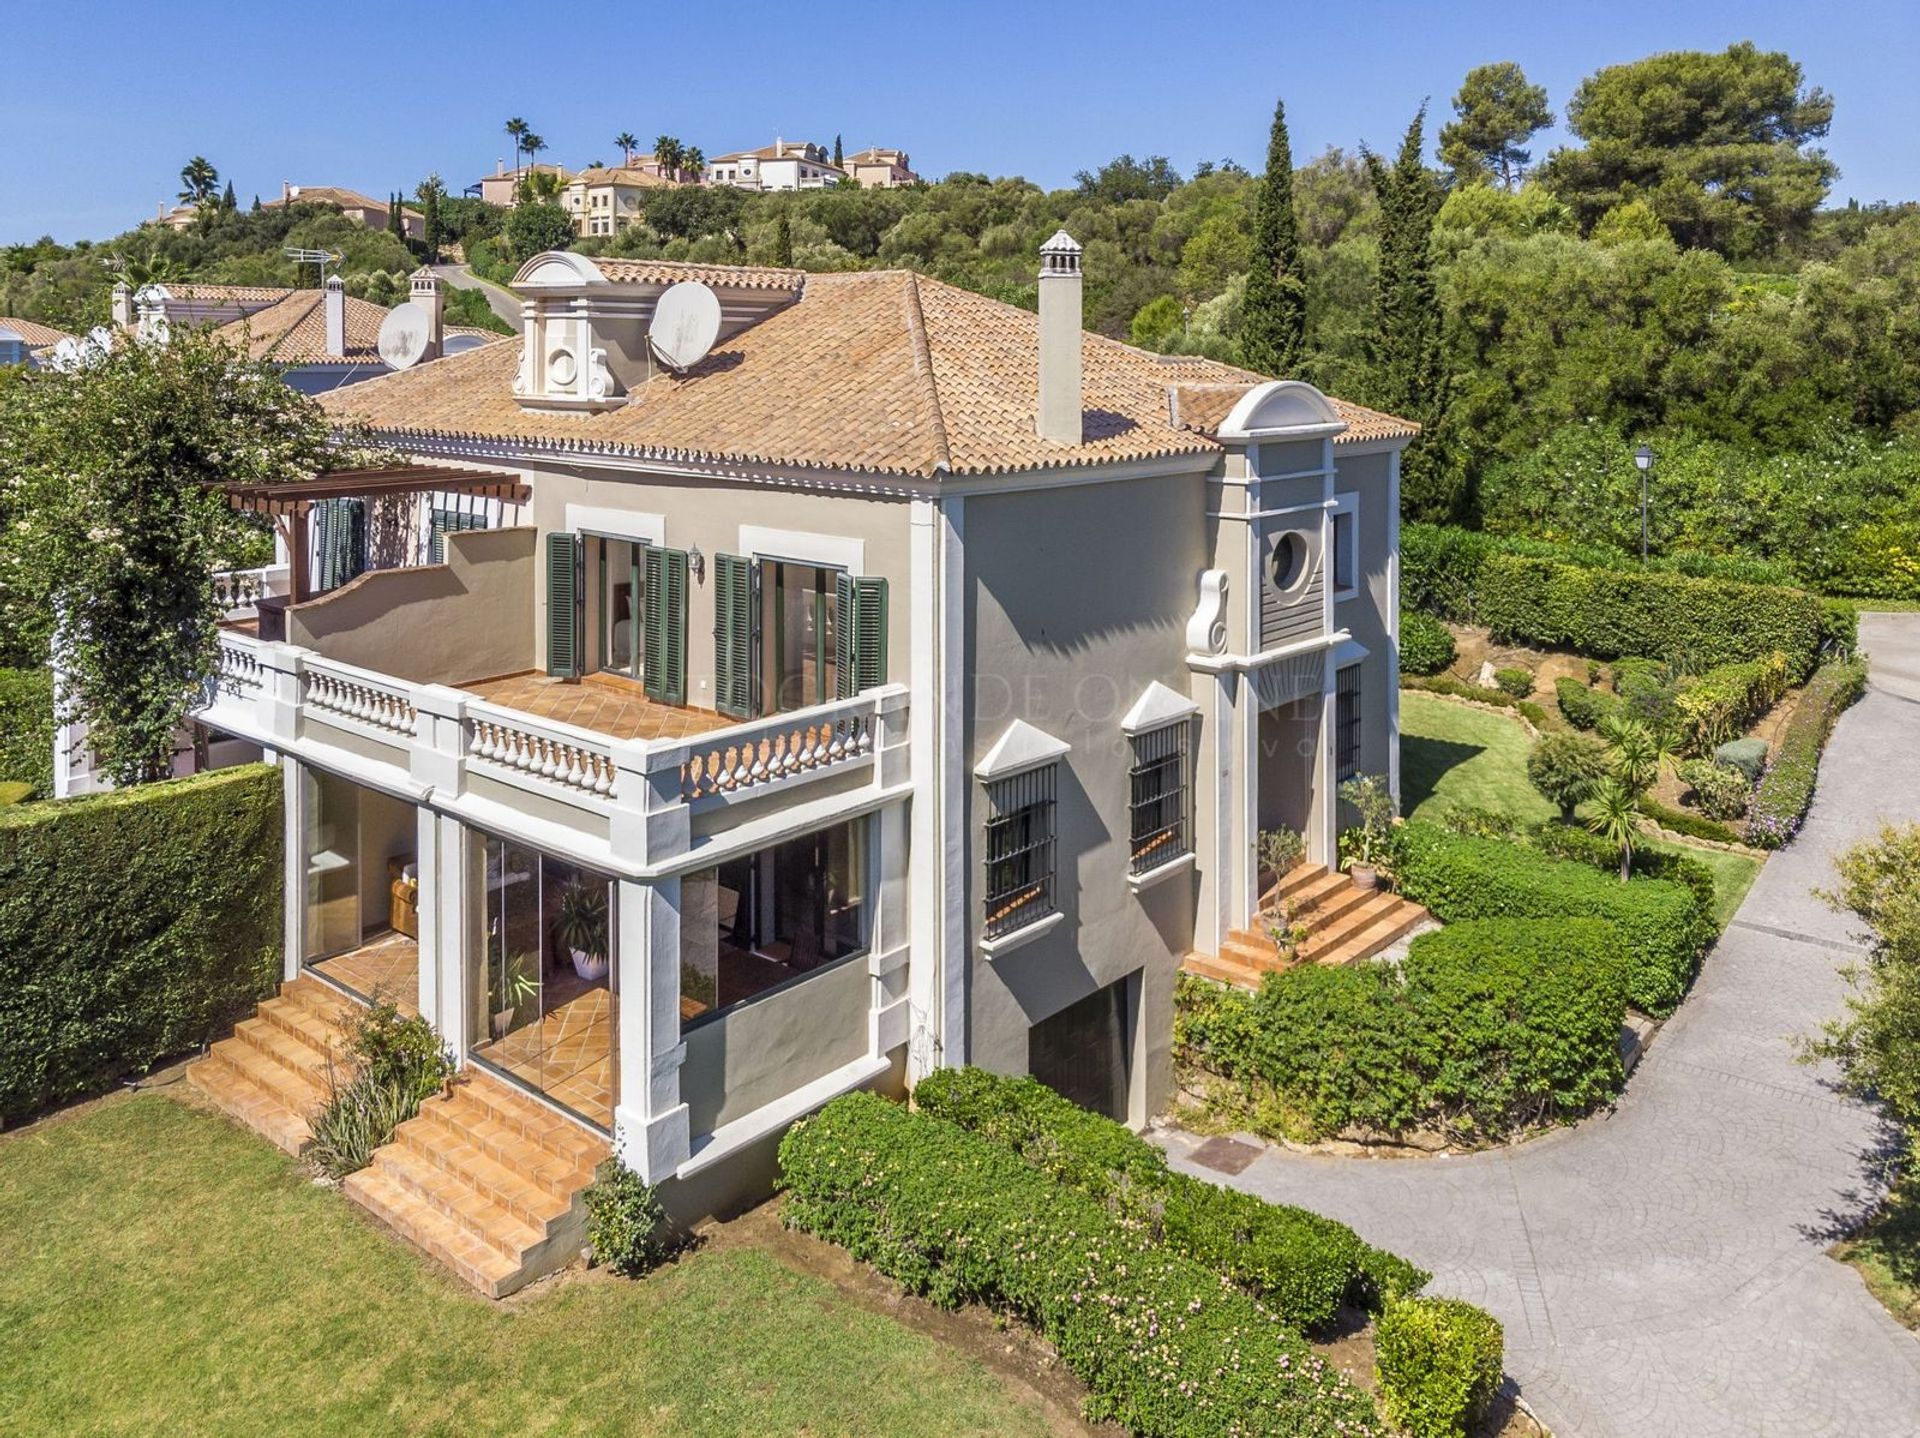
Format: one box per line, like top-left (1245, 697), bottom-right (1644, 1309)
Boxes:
top-left (0, 764), bottom-right (282, 1122)
top-left (1394, 821), bottom-right (1707, 1014)
top-left (1376, 1296), bottom-right (1506, 1438)
top-left (1175, 919), bottom-right (1628, 1141)
top-left (1641, 796), bottom-right (1744, 847)
top-left (1526, 822), bottom-right (1721, 945)
top-left (0, 667), bottom-right (54, 800)
top-left (1403, 675), bottom-right (1558, 732)
top-left (1477, 555), bottom-right (1826, 681)
top-left (913, 1066), bottom-right (1428, 1329)
top-left (1747, 657), bottom-right (1869, 849)
top-left (778, 1092), bottom-right (1383, 1438)
top-left (1400, 608), bottom-right (1457, 676)
top-left (1555, 676), bottom-right (1617, 730)
top-left (1673, 652), bottom-right (1790, 753)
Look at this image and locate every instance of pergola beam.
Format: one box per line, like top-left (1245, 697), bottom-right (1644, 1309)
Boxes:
top-left (221, 465), bottom-right (530, 515)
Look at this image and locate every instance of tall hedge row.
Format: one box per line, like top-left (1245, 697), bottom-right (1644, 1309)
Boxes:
top-left (778, 1092), bottom-right (1383, 1438)
top-left (1746, 657), bottom-right (1870, 848)
top-left (1476, 555), bottom-right (1827, 681)
top-left (0, 764), bottom-right (282, 1122)
top-left (0, 667), bottom-right (55, 800)
top-left (1394, 821), bottom-right (1707, 1014)
top-left (913, 1066), bottom-right (1429, 1329)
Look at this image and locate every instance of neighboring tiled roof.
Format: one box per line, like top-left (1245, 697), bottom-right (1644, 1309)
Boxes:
top-left (845, 148), bottom-right (909, 165)
top-left (265, 186), bottom-right (423, 220)
top-left (213, 291), bottom-right (506, 366)
top-left (317, 267), bottom-right (1416, 479)
top-left (0, 316), bottom-right (77, 349)
top-left (572, 166), bottom-right (678, 189)
top-left (1328, 398), bottom-right (1422, 443)
top-left (1168, 379), bottom-right (1421, 443)
top-left (593, 258), bottom-right (806, 292)
top-left (153, 283), bottom-right (297, 304)
top-left (709, 144), bottom-right (836, 164)
top-left (476, 164), bottom-right (573, 185)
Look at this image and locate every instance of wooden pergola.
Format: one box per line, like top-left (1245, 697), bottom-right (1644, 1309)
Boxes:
top-left (221, 465), bottom-right (531, 604)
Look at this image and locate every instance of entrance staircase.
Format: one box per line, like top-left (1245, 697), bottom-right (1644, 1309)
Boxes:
top-left (189, 977), bottom-right (608, 1300)
top-left (1182, 863), bottom-right (1433, 990)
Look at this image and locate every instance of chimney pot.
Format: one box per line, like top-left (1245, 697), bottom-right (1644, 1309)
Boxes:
top-left (409, 269), bottom-right (444, 362)
top-left (1035, 230), bottom-right (1084, 446)
top-left (323, 274), bottom-right (346, 359)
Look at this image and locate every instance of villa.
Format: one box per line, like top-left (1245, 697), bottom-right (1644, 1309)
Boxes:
top-left (183, 234), bottom-right (1415, 1294)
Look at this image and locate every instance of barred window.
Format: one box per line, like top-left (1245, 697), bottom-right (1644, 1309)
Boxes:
top-left (1129, 722), bottom-right (1191, 875)
top-left (1335, 664), bottom-right (1363, 780)
top-left (984, 765), bottom-right (1057, 941)
top-left (1332, 508), bottom-right (1356, 593)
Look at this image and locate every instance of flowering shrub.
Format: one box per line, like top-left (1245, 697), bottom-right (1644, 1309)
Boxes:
top-left (1677, 758), bottom-right (1752, 820)
top-left (913, 1067), bottom-right (1428, 1328)
top-left (778, 1092), bottom-right (1383, 1437)
top-left (1746, 657), bottom-right (1869, 848)
top-left (1374, 1296), bottom-right (1506, 1438)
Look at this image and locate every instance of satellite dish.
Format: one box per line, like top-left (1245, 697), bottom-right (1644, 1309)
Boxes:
top-left (378, 302), bottom-right (433, 370)
top-left (648, 281), bottom-right (721, 372)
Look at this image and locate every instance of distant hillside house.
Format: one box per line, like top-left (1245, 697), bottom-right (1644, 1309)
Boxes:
top-left (263, 184), bottom-right (425, 240)
top-left (149, 201), bottom-right (202, 231)
top-left (0, 316), bottom-right (76, 368)
top-left (706, 139), bottom-right (845, 191)
top-left (113, 273), bottom-right (500, 394)
top-left (843, 147), bottom-right (919, 189)
top-left (563, 166), bottom-right (682, 237)
top-left (474, 162), bottom-right (576, 209)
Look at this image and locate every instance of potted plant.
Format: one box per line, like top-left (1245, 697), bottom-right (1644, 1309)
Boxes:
top-left (1256, 827), bottom-right (1306, 894)
top-left (555, 880), bottom-right (611, 981)
top-left (490, 950), bottom-right (538, 1039)
top-left (1337, 773), bottom-right (1398, 890)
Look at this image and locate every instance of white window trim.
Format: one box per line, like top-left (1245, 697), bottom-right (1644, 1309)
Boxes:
top-left (1128, 848), bottom-right (1195, 894)
top-left (979, 908), bottom-right (1065, 959)
top-left (1330, 492), bottom-right (1360, 603)
top-left (738, 524), bottom-right (864, 573)
top-left (974, 720), bottom-right (1070, 781)
top-left (565, 504), bottom-right (664, 545)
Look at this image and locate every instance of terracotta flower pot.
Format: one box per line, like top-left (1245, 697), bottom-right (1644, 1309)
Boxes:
top-left (1350, 865), bottom-right (1379, 891)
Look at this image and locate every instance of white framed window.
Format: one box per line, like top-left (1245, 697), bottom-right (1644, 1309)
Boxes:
top-left (1331, 494), bottom-right (1360, 601)
top-left (1128, 723), bottom-right (1191, 875)
top-left (1336, 663), bottom-right (1364, 780)
top-left (985, 764), bottom-right (1057, 942)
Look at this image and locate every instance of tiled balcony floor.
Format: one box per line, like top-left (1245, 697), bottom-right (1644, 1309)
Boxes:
top-left (312, 932), bottom-right (420, 1014)
top-left (461, 672), bottom-right (731, 743)
top-left (471, 986), bottom-right (614, 1131)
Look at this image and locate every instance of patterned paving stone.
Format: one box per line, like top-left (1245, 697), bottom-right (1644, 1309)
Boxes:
top-left (1160, 614), bottom-right (1920, 1437)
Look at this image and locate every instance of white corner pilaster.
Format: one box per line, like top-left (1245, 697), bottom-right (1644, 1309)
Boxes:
top-left (281, 757), bottom-right (307, 981)
top-left (611, 876), bottom-right (689, 1182)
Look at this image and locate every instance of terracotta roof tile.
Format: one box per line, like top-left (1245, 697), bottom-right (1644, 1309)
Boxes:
top-left (155, 284), bottom-right (297, 304)
top-left (264, 186), bottom-right (423, 220)
top-left (593, 258), bottom-right (806, 292)
top-left (0, 316), bottom-right (77, 349)
top-left (1169, 380), bottom-right (1421, 444)
top-left (317, 267), bottom-right (1416, 479)
top-left (214, 292), bottom-right (506, 366)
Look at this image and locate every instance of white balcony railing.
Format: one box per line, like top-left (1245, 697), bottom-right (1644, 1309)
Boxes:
top-left (213, 564), bottom-right (290, 620)
top-left (199, 630), bottom-right (909, 869)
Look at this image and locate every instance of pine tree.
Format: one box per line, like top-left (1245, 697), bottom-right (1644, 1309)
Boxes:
top-left (772, 206), bottom-right (794, 267)
top-left (1364, 106), bottom-right (1458, 521)
top-left (1239, 97), bottom-right (1305, 377)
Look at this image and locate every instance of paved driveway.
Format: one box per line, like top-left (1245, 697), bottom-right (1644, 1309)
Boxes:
top-left (432, 263), bottom-right (521, 327)
top-left (1162, 613), bottom-right (1920, 1436)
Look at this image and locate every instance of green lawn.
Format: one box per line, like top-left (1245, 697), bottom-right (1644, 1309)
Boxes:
top-left (0, 1096), bottom-right (1062, 1438)
top-left (1399, 688), bottom-right (1762, 926)
top-left (1835, 1158), bottom-right (1920, 1331)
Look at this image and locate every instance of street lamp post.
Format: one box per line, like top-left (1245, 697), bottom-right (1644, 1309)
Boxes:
top-left (1634, 444), bottom-right (1655, 563)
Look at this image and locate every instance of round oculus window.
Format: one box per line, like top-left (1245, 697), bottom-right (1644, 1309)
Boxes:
top-left (1269, 531), bottom-right (1310, 592)
top-left (547, 347), bottom-right (577, 387)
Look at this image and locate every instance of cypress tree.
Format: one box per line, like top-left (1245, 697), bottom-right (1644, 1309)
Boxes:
top-left (772, 206), bottom-right (794, 267)
top-left (422, 186), bottom-right (443, 260)
top-left (1364, 105), bottom-right (1457, 521)
top-left (1239, 96), bottom-right (1305, 377)
top-left (833, 133), bottom-right (843, 169)
top-left (220, 179), bottom-right (236, 212)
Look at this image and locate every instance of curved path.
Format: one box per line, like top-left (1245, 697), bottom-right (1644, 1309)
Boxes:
top-left (1163, 613), bottom-right (1920, 1436)
top-left (431, 262), bottom-right (521, 327)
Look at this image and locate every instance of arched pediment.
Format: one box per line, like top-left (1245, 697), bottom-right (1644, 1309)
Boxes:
top-left (1216, 380), bottom-right (1346, 441)
top-left (510, 250), bottom-right (608, 289)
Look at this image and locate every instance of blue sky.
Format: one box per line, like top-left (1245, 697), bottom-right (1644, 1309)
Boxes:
top-left (5, 0), bottom-right (1916, 245)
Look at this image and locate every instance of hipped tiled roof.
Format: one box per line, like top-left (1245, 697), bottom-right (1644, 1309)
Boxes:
top-left (318, 267), bottom-right (1416, 480)
top-left (0, 316), bottom-right (77, 349)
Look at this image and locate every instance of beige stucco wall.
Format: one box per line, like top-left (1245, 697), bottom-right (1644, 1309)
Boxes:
top-left (679, 955), bottom-right (872, 1135)
top-left (287, 526), bottom-right (536, 686)
top-left (527, 464), bottom-right (917, 712)
top-left (958, 470), bottom-right (1211, 1121)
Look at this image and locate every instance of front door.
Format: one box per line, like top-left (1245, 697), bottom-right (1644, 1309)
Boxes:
top-left (1028, 979), bottom-right (1131, 1122)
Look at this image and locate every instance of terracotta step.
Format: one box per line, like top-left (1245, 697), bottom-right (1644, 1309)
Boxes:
top-left (410, 1097), bottom-right (597, 1200)
top-left (442, 1075), bottom-right (607, 1169)
top-left (187, 1057), bottom-right (313, 1155)
top-left (342, 1166), bottom-right (525, 1298)
top-left (366, 1143), bottom-right (548, 1259)
top-left (199, 1033), bottom-right (330, 1115)
top-left (1181, 950), bottom-right (1267, 988)
top-left (255, 993), bottom-right (354, 1057)
top-left (231, 1016), bottom-right (342, 1089)
top-left (1291, 877), bottom-right (1377, 929)
top-left (1279, 866), bottom-right (1347, 911)
top-left (279, 975), bottom-right (362, 1027)
top-left (1304, 902), bottom-right (1433, 966)
top-left (390, 1116), bottom-right (578, 1229)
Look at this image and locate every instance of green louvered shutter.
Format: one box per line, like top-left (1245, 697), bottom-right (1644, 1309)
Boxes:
top-left (545, 531), bottom-right (582, 677)
top-left (644, 546), bottom-right (688, 706)
top-left (713, 552), bottom-right (756, 718)
top-left (835, 572), bottom-right (857, 698)
top-left (837, 575), bottom-right (889, 696)
top-left (313, 497), bottom-right (368, 592)
top-left (429, 507), bottom-right (485, 563)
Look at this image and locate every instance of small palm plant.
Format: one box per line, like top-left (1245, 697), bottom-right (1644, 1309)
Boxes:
top-left (1587, 776), bottom-right (1642, 881)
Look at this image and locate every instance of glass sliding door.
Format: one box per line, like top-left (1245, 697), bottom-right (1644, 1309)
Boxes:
top-left (470, 835), bottom-right (618, 1130)
top-left (301, 769), bottom-right (421, 1009)
top-left (302, 768), bottom-right (361, 963)
top-left (761, 561), bottom-right (839, 714)
top-left (597, 537), bottom-right (646, 680)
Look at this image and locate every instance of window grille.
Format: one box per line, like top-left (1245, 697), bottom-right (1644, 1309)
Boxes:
top-left (1129, 722), bottom-right (1191, 875)
top-left (1336, 664), bottom-right (1364, 780)
top-left (984, 764), bottom-right (1057, 940)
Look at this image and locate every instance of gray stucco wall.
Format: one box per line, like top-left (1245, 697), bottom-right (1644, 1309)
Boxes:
top-left (287, 525), bottom-right (536, 686)
top-left (959, 470), bottom-right (1210, 1121)
top-left (528, 465), bottom-right (916, 713)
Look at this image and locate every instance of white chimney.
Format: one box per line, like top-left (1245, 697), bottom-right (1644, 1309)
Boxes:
top-left (496, 158), bottom-right (505, 176)
top-left (775, 136), bottom-right (785, 158)
top-left (282, 179), bottom-right (292, 204)
top-left (323, 274), bottom-right (346, 358)
top-left (111, 281), bottom-right (133, 330)
top-left (1036, 230), bottom-right (1084, 446)
top-left (410, 268), bottom-right (443, 361)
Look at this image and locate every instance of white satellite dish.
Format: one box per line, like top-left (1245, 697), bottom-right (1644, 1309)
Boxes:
top-left (378, 303), bottom-right (433, 371)
top-left (648, 281), bottom-right (721, 372)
